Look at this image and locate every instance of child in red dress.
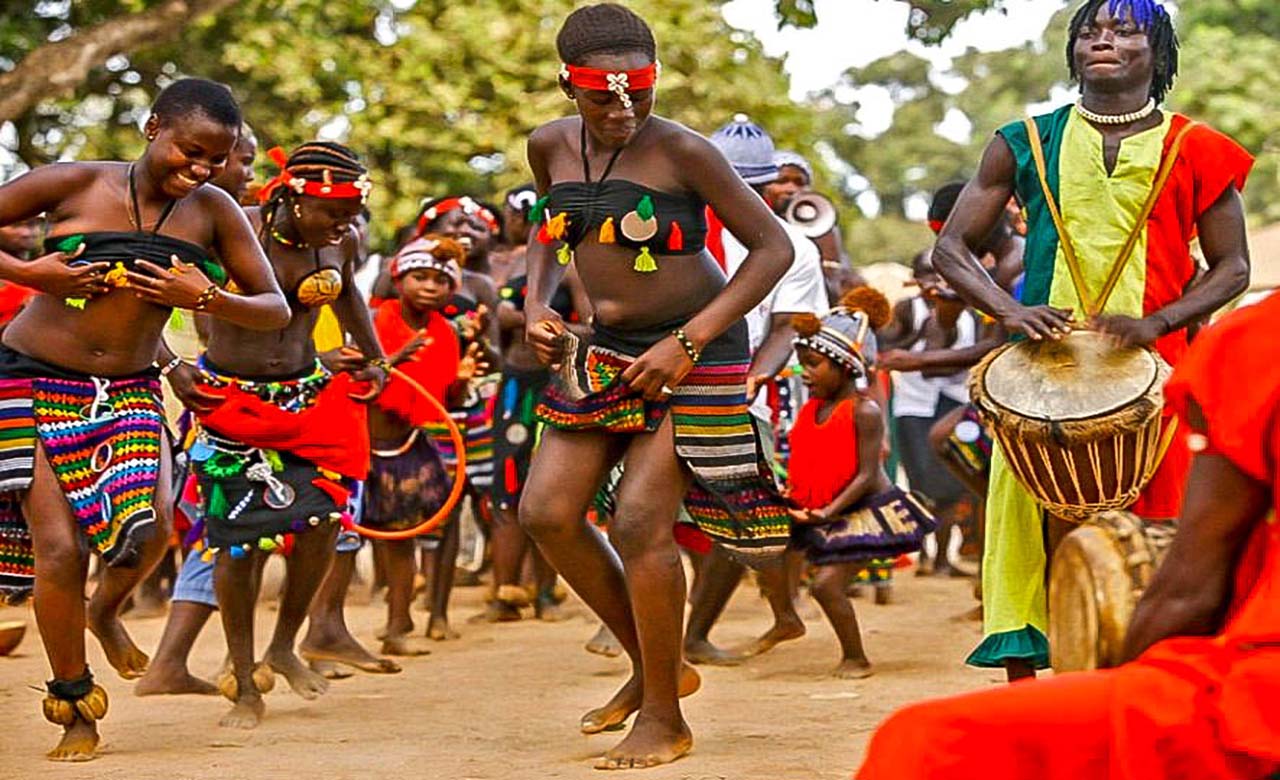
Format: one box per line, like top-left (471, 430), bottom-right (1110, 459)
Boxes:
top-left (788, 288), bottom-right (936, 678)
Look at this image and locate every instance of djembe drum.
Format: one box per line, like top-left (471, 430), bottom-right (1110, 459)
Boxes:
top-left (968, 330), bottom-right (1175, 523)
top-left (1048, 510), bottom-right (1175, 671)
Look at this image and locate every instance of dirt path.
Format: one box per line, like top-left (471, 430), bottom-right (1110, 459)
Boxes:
top-left (0, 569), bottom-right (997, 780)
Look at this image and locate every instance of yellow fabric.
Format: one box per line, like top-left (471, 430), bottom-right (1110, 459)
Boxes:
top-left (1047, 111), bottom-right (1170, 318)
top-left (160, 311), bottom-right (202, 434)
top-left (313, 305), bottom-right (344, 352)
top-left (981, 112), bottom-right (1170, 652)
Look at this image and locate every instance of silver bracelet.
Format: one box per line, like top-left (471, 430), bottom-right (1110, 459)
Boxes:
top-left (159, 356), bottom-right (185, 377)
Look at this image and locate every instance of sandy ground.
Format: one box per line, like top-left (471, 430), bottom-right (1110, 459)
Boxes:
top-left (0, 564), bottom-right (998, 780)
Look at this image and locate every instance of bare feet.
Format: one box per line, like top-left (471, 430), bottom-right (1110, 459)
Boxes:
top-left (216, 663), bottom-right (276, 701)
top-left (482, 600), bottom-right (522, 623)
top-left (580, 665), bottom-right (701, 735)
top-left (380, 634), bottom-right (433, 657)
top-left (684, 638), bottom-right (747, 667)
top-left (265, 648), bottom-right (329, 700)
top-left (594, 713), bottom-right (692, 770)
top-left (535, 595), bottom-right (571, 623)
top-left (736, 618), bottom-right (806, 658)
top-left (299, 642), bottom-right (402, 675)
top-left (46, 720), bottom-right (99, 762)
top-left (585, 624), bottom-right (623, 658)
top-left (87, 608), bottom-right (149, 680)
top-left (219, 696), bottom-right (265, 729)
top-left (427, 616), bottom-right (459, 641)
top-left (832, 658), bottom-right (873, 680)
top-left (308, 659), bottom-right (354, 680)
top-left (135, 662), bottom-right (218, 696)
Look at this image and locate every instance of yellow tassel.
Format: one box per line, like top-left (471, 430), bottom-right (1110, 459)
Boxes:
top-left (633, 246), bottom-right (658, 273)
top-left (556, 243), bottom-right (573, 266)
top-left (598, 216), bottom-right (616, 244)
top-left (200, 548), bottom-right (215, 563)
top-left (546, 211), bottom-right (569, 241)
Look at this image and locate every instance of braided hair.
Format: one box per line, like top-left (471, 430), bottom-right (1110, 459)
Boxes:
top-left (260, 141), bottom-right (368, 240)
top-left (1067, 0), bottom-right (1178, 104)
top-left (556, 3), bottom-right (656, 65)
top-left (151, 78), bottom-right (241, 128)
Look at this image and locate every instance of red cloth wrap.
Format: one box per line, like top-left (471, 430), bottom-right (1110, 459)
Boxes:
top-left (196, 372), bottom-right (371, 480)
top-left (372, 300), bottom-right (459, 427)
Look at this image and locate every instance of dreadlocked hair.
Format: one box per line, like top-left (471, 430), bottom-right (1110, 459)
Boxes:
top-left (791, 313), bottom-right (823, 338)
top-left (556, 3), bottom-right (656, 65)
top-left (1067, 0), bottom-right (1178, 104)
top-left (840, 286), bottom-right (892, 330)
top-left (260, 141), bottom-right (367, 239)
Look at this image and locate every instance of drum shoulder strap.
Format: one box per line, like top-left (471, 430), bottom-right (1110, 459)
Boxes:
top-left (1022, 117), bottom-right (1199, 318)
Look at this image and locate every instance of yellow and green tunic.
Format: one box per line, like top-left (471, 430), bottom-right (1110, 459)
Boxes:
top-left (970, 105), bottom-right (1253, 668)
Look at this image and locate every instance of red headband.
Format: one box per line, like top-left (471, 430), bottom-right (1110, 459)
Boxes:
top-left (559, 62), bottom-right (659, 93)
top-left (415, 196), bottom-right (499, 236)
top-left (257, 146), bottom-right (372, 204)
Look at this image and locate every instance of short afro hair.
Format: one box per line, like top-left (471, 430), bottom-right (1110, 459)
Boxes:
top-left (151, 78), bottom-right (242, 129)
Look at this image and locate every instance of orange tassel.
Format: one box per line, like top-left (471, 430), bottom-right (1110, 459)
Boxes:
top-left (667, 221), bottom-right (684, 252)
top-left (536, 222), bottom-right (553, 245)
top-left (598, 216), bottom-right (616, 244)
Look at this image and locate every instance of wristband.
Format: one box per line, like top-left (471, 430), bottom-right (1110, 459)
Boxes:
top-left (193, 285), bottom-right (220, 311)
top-left (670, 328), bottom-right (701, 364)
top-left (159, 356), bottom-right (184, 377)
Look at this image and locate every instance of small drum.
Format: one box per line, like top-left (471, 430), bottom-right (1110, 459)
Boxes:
top-left (1048, 510), bottom-right (1175, 671)
top-left (942, 403), bottom-right (992, 486)
top-left (969, 330), bottom-right (1173, 523)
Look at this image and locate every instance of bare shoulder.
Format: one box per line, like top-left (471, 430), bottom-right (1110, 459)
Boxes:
top-left (855, 395), bottom-right (883, 424)
top-left (15, 161), bottom-right (109, 195)
top-left (650, 117), bottom-right (717, 162)
top-left (529, 117), bottom-right (578, 153)
top-left (190, 182), bottom-right (242, 219)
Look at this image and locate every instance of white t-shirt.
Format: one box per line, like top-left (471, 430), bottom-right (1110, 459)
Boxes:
top-left (723, 218), bottom-right (827, 420)
top-left (891, 296), bottom-right (977, 418)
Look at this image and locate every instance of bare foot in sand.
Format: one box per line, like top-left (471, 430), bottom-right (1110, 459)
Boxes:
top-left (135, 662), bottom-right (218, 696)
top-left (300, 637), bottom-right (402, 675)
top-left (380, 633), bottom-right (433, 657)
top-left (585, 624), bottom-right (622, 658)
top-left (308, 659), bottom-right (354, 680)
top-left (736, 618), bottom-right (806, 658)
top-left (684, 638), bottom-right (747, 666)
top-left (535, 596), bottom-right (571, 623)
top-left (594, 713), bottom-right (692, 770)
top-left (219, 696), bottom-right (265, 729)
top-left (427, 616), bottom-right (459, 641)
top-left (265, 648), bottom-right (329, 700)
top-left (481, 600), bottom-right (522, 623)
top-left (580, 665), bottom-right (701, 735)
top-left (87, 607), bottom-right (149, 680)
top-left (46, 720), bottom-right (99, 762)
top-left (832, 658), bottom-right (873, 679)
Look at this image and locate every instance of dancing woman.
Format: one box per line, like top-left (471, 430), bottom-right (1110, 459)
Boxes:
top-left (518, 4), bottom-right (793, 769)
top-left (159, 141), bottom-right (386, 729)
top-left (0, 78), bottom-right (288, 761)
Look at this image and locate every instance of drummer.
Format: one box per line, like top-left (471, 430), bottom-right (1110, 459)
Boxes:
top-left (856, 289), bottom-right (1280, 780)
top-left (931, 0), bottom-right (1252, 680)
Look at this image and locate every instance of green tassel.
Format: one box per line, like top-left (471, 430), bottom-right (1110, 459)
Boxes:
top-left (258, 537), bottom-right (278, 551)
top-left (529, 195), bottom-right (550, 225)
top-left (55, 234), bottom-right (84, 253)
top-left (264, 449), bottom-right (284, 473)
top-left (556, 243), bottom-right (573, 266)
top-left (168, 309), bottom-right (186, 330)
top-left (633, 246), bottom-right (658, 273)
top-left (636, 195), bottom-right (655, 221)
top-left (207, 482), bottom-right (229, 521)
top-left (64, 298), bottom-right (86, 309)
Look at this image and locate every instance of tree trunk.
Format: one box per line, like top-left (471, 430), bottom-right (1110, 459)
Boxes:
top-left (0, 0), bottom-right (238, 122)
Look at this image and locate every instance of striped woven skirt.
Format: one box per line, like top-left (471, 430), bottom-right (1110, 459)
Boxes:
top-left (536, 319), bottom-right (791, 562)
top-left (0, 346), bottom-right (163, 602)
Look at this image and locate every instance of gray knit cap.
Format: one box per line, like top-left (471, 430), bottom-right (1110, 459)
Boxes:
top-left (710, 114), bottom-right (778, 186)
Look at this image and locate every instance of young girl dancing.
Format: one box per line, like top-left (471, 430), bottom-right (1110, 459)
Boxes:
top-left (787, 288), bottom-right (935, 678)
top-left (366, 235), bottom-right (478, 655)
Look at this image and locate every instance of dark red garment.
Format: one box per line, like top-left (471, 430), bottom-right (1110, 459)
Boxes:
top-left (196, 372), bottom-right (371, 481)
top-left (371, 299), bottom-right (459, 427)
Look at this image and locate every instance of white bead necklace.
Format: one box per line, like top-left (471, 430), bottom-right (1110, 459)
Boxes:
top-left (1075, 98), bottom-right (1157, 126)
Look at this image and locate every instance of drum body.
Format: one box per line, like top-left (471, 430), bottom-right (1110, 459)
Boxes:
top-left (1048, 510), bottom-right (1175, 672)
top-left (969, 330), bottom-right (1172, 522)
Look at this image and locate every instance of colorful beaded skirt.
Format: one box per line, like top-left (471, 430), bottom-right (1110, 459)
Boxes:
top-left (188, 359), bottom-right (366, 557)
top-left (364, 428), bottom-right (451, 535)
top-left (0, 346), bottom-right (163, 602)
top-left (791, 486), bottom-right (936, 565)
top-left (536, 319), bottom-right (792, 562)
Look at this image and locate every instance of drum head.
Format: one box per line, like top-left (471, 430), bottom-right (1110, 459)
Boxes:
top-left (983, 331), bottom-right (1159, 421)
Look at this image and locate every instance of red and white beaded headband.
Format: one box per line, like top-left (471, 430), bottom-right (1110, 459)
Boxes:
top-left (559, 62), bottom-right (660, 109)
top-left (257, 147), bottom-right (372, 204)
top-left (416, 195), bottom-right (499, 236)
